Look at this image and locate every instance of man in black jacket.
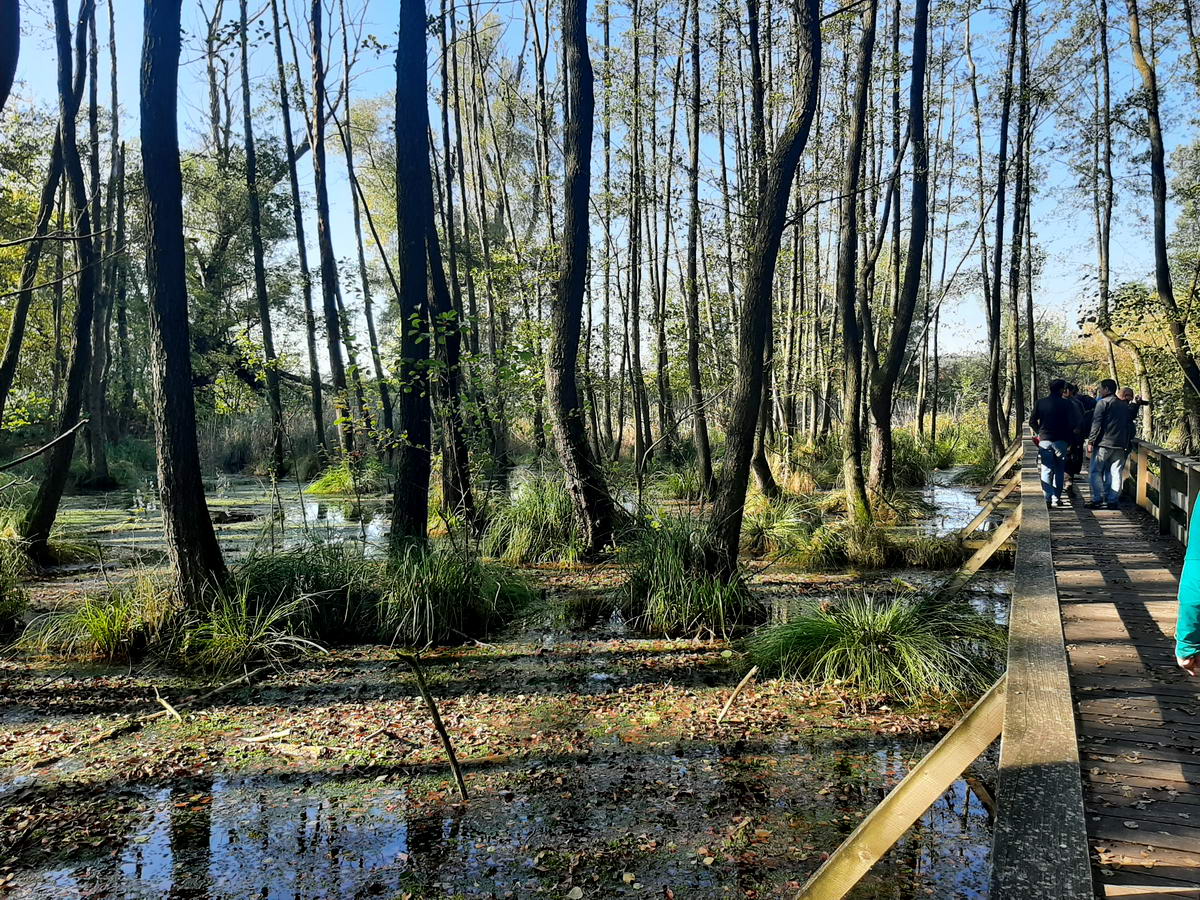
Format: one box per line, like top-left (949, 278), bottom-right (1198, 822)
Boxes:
top-left (1065, 383), bottom-right (1095, 486)
top-left (1087, 378), bottom-right (1138, 509)
top-left (1030, 379), bottom-right (1081, 508)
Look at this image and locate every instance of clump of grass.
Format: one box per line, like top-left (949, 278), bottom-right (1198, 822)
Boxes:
top-left (20, 577), bottom-right (176, 660)
top-left (872, 491), bottom-right (936, 525)
top-left (180, 590), bottom-right (322, 674)
top-left (747, 589), bottom-right (1005, 702)
top-left (306, 458), bottom-right (388, 495)
top-left (741, 497), bottom-right (815, 555)
top-left (237, 542), bottom-right (380, 642)
top-left (482, 471), bottom-right (584, 564)
top-left (380, 543), bottom-right (535, 646)
top-left (894, 533), bottom-right (969, 568)
top-left (0, 582), bottom-right (28, 642)
top-left (621, 515), bottom-right (765, 638)
top-left (656, 467), bottom-right (705, 502)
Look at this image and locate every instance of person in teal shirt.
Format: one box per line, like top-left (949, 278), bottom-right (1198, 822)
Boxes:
top-left (1179, 507), bottom-right (1200, 675)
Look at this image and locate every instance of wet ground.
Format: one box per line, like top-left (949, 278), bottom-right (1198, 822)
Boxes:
top-left (1, 471), bottom-right (1007, 898)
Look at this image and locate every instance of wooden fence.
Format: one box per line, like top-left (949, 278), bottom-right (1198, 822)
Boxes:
top-left (798, 433), bottom-right (1094, 899)
top-left (1127, 438), bottom-right (1200, 545)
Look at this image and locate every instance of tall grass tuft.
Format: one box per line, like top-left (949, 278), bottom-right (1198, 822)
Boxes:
top-left (379, 543), bottom-right (534, 646)
top-left (748, 589), bottom-right (1005, 702)
top-left (741, 497), bottom-right (815, 555)
top-left (19, 577), bottom-right (176, 660)
top-left (180, 590), bottom-right (323, 674)
top-left (307, 458), bottom-right (389, 495)
top-left (482, 471), bottom-right (584, 564)
top-left (656, 467), bottom-right (705, 502)
top-left (621, 515), bottom-right (764, 638)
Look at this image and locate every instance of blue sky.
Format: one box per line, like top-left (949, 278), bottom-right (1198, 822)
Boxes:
top-left (7, 0), bottom-right (1190, 364)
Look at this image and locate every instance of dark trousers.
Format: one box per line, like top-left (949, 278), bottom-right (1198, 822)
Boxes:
top-left (1066, 441), bottom-right (1085, 478)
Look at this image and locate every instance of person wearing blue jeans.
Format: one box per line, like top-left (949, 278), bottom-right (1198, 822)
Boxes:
top-left (1029, 378), bottom-right (1081, 508)
top-left (1086, 380), bottom-right (1139, 510)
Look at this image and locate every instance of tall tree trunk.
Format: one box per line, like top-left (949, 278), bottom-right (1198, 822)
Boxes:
top-left (547, 0), bottom-right (619, 557)
top-left (986, 0), bottom-right (1020, 455)
top-left (22, 0), bottom-right (97, 559)
top-left (240, 0), bottom-right (285, 475)
top-left (836, 0), bottom-right (878, 525)
top-left (0, 0), bottom-right (16, 114)
top-left (310, 0), bottom-right (353, 455)
top-left (138, 0), bottom-right (228, 599)
top-left (708, 0), bottom-right (820, 577)
top-left (391, 0), bottom-right (434, 545)
top-left (270, 0), bottom-right (326, 459)
top-left (868, 0), bottom-right (929, 495)
top-left (685, 0), bottom-right (714, 496)
top-left (1126, 0), bottom-right (1200, 395)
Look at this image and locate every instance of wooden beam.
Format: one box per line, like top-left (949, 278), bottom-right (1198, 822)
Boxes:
top-left (959, 470), bottom-right (1021, 539)
top-left (976, 441), bottom-right (1023, 503)
top-left (942, 505), bottom-right (1022, 598)
top-left (796, 676), bottom-right (1007, 900)
top-left (990, 436), bottom-right (1093, 899)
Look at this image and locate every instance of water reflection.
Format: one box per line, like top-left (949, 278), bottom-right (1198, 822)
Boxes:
top-left (14, 741), bottom-right (991, 899)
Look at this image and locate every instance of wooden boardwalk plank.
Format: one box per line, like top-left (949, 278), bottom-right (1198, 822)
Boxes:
top-left (1052, 498), bottom-right (1200, 892)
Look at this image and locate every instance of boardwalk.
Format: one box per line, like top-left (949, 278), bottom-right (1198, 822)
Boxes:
top-left (1054, 499), bottom-right (1200, 897)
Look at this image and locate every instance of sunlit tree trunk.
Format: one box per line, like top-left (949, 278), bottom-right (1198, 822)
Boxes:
top-left (708, 0), bottom-right (820, 576)
top-left (138, 0), bottom-right (228, 599)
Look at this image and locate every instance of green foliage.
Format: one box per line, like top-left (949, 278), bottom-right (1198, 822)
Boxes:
top-left (482, 471), bottom-right (584, 564)
top-left (747, 590), bottom-right (1005, 702)
top-left (892, 534), bottom-right (970, 569)
top-left (20, 577), bottom-right (174, 661)
top-left (786, 436), bottom-right (844, 492)
top-left (307, 458), bottom-right (389, 495)
top-left (180, 591), bottom-right (322, 674)
top-left (741, 497), bottom-right (816, 555)
top-left (379, 543), bottom-right (535, 647)
top-left (655, 467), bottom-right (705, 502)
top-left (621, 515), bottom-right (765, 638)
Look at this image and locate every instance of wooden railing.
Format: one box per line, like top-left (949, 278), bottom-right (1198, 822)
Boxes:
top-left (1127, 438), bottom-right (1200, 545)
top-left (798, 433), bottom-right (1094, 899)
top-left (989, 434), bottom-right (1093, 898)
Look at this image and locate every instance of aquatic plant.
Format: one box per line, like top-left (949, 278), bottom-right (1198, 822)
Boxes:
top-left (741, 497), bottom-right (815, 555)
top-left (20, 577), bottom-right (175, 661)
top-left (306, 458), bottom-right (389, 496)
top-left (747, 589), bottom-right (1005, 702)
top-left (656, 467), bottom-right (706, 502)
top-left (379, 543), bottom-right (535, 647)
top-left (622, 514), bottom-right (765, 638)
top-left (482, 470), bottom-right (584, 564)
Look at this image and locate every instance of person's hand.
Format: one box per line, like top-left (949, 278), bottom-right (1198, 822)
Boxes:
top-left (1179, 655), bottom-right (1200, 677)
top-left (1088, 443), bottom-right (1096, 455)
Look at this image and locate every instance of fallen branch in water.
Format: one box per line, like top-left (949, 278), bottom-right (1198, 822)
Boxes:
top-left (716, 666), bottom-right (760, 725)
top-left (402, 653), bottom-right (468, 801)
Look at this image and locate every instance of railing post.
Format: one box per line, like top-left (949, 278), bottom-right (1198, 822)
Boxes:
top-left (1159, 452), bottom-right (1172, 536)
top-left (1134, 441), bottom-right (1149, 513)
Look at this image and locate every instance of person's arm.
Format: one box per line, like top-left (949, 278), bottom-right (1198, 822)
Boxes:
top-left (1179, 512), bottom-right (1200, 673)
top-left (1088, 398), bottom-right (1106, 447)
top-left (1029, 400), bottom-right (1041, 433)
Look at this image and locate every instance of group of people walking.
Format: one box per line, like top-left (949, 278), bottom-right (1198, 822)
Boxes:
top-left (1030, 378), bottom-right (1147, 509)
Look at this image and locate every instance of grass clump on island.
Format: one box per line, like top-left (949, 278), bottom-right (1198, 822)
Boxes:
top-left (747, 589), bottom-right (1005, 703)
top-left (18, 540), bottom-right (533, 673)
top-left (621, 514), bottom-right (765, 638)
top-left (306, 458), bottom-right (389, 495)
top-left (482, 470), bottom-right (586, 564)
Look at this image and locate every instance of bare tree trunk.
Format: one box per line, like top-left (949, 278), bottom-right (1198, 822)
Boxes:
top-left (868, 0), bottom-right (929, 495)
top-left (138, 0), bottom-right (228, 599)
top-left (310, 0), bottom-right (353, 455)
top-left (685, 0), bottom-right (714, 496)
top-left (391, 0), bottom-right (434, 545)
top-left (270, 0), bottom-right (326, 459)
top-left (23, 0), bottom-right (97, 559)
top-left (836, 0), bottom-right (878, 525)
top-left (1126, 0), bottom-right (1200, 395)
top-left (547, 0), bottom-right (618, 557)
top-left (708, 0), bottom-right (820, 576)
top-left (238, 0), bottom-right (285, 475)
top-left (0, 0), bottom-right (16, 115)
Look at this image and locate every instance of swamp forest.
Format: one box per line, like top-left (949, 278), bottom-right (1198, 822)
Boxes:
top-left (0, 0), bottom-right (1198, 894)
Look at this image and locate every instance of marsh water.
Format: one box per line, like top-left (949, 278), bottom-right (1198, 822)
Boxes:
top-left (6, 469), bottom-right (1007, 898)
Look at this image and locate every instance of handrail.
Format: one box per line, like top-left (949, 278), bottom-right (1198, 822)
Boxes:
top-left (1127, 437), bottom-right (1200, 545)
top-left (990, 433), bottom-right (1093, 898)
